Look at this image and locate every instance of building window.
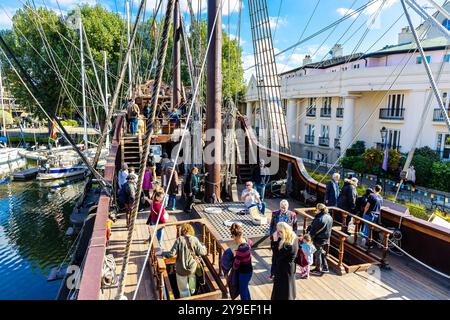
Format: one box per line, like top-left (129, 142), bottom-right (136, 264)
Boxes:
top-left (444, 54), bottom-right (450, 63)
top-left (306, 151), bottom-right (314, 161)
top-left (353, 64), bottom-right (360, 69)
top-left (307, 98), bottom-right (317, 117)
top-left (305, 124), bottom-right (315, 144)
top-left (443, 18), bottom-right (450, 31)
top-left (436, 133), bottom-right (450, 161)
top-left (337, 126), bottom-right (342, 138)
top-left (321, 97), bottom-right (332, 117)
top-left (387, 129), bottom-right (401, 150)
top-left (319, 125), bottom-right (330, 146)
top-left (417, 56), bottom-right (431, 64)
top-left (380, 94), bottom-right (405, 120)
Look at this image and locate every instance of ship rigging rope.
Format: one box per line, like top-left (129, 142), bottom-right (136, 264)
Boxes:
top-left (0, 45), bottom-right (109, 187)
top-left (314, 2), bottom-right (447, 185)
top-left (279, 0), bottom-right (392, 142)
top-left (131, 0), bottom-right (226, 300)
top-left (115, 0), bottom-right (177, 300)
top-left (17, 1), bottom-right (107, 107)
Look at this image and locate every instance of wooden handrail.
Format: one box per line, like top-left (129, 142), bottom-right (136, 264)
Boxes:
top-left (148, 219), bottom-right (228, 300)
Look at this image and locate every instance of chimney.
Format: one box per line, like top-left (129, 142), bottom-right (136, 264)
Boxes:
top-left (331, 44), bottom-right (343, 58)
top-left (398, 26), bottom-right (413, 45)
top-left (303, 55), bottom-right (312, 66)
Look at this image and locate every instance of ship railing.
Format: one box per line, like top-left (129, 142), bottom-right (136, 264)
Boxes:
top-left (295, 207), bottom-right (394, 273)
top-left (149, 219), bottom-right (228, 300)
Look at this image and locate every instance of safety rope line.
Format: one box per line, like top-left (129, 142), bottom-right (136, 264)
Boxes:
top-left (115, 0), bottom-right (176, 299)
top-left (132, 0), bottom-right (225, 300)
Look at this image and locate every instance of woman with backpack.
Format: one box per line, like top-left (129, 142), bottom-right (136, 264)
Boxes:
top-left (163, 224), bottom-right (207, 298)
top-left (184, 167), bottom-right (200, 213)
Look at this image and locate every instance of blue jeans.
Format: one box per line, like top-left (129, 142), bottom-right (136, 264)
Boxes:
top-left (238, 272), bottom-right (252, 300)
top-left (255, 184), bottom-right (267, 201)
top-left (130, 118), bottom-right (138, 134)
top-left (362, 212), bottom-right (379, 239)
top-left (150, 222), bottom-right (165, 246)
top-left (249, 202), bottom-right (266, 215)
top-left (167, 194), bottom-right (176, 210)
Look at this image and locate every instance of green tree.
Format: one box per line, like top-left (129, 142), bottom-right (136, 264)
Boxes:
top-left (430, 162), bottom-right (450, 191)
top-left (363, 148), bottom-right (383, 171)
top-left (345, 141), bottom-right (366, 157)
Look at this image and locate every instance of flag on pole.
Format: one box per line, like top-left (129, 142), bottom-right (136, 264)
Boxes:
top-left (50, 122), bottom-right (57, 139)
top-left (382, 144), bottom-right (389, 171)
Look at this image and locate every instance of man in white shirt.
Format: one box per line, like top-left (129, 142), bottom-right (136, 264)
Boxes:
top-left (118, 163), bottom-right (129, 191)
top-left (241, 181), bottom-right (266, 215)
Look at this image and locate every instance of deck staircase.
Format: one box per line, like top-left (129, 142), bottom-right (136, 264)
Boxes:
top-left (121, 133), bottom-right (143, 169)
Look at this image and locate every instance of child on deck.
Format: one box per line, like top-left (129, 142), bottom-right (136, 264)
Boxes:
top-left (300, 234), bottom-right (316, 279)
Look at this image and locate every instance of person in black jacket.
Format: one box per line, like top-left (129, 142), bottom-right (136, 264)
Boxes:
top-left (184, 167), bottom-right (199, 213)
top-left (338, 177), bottom-right (358, 225)
top-left (307, 203), bottom-right (333, 276)
top-left (325, 173), bottom-right (340, 206)
top-left (271, 222), bottom-right (298, 300)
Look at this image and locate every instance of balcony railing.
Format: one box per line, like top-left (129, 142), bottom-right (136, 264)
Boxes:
top-left (305, 135), bottom-right (315, 145)
top-left (320, 108), bottom-right (332, 118)
top-left (376, 143), bottom-right (401, 151)
top-left (306, 108), bottom-right (316, 117)
top-left (335, 138), bottom-right (341, 149)
top-left (336, 108), bottom-right (344, 118)
top-left (319, 137), bottom-right (330, 147)
top-left (433, 108), bottom-right (450, 122)
top-left (379, 108), bottom-right (405, 120)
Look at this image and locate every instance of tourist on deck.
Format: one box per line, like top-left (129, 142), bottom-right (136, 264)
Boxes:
top-left (271, 222), bottom-right (298, 300)
top-left (163, 223), bottom-right (207, 298)
top-left (168, 108), bottom-right (180, 133)
top-left (184, 167), bottom-right (200, 213)
top-left (127, 101), bottom-right (140, 135)
top-left (123, 175), bottom-right (137, 228)
top-left (160, 152), bottom-right (171, 188)
top-left (165, 161), bottom-right (179, 211)
top-left (241, 181), bottom-right (266, 215)
top-left (299, 234), bottom-right (316, 279)
top-left (148, 149), bottom-right (157, 181)
top-left (145, 191), bottom-right (167, 246)
top-left (362, 185), bottom-right (383, 247)
top-left (230, 223), bottom-right (254, 301)
top-left (269, 200), bottom-right (297, 279)
top-left (143, 102), bottom-right (152, 119)
top-left (128, 167), bottom-right (138, 181)
top-left (143, 165), bottom-right (153, 199)
top-left (118, 163), bottom-right (129, 191)
top-left (308, 203), bottom-right (333, 276)
top-left (325, 173), bottom-right (340, 206)
top-left (252, 160), bottom-right (270, 201)
top-left (338, 177), bottom-right (358, 225)
top-left (355, 188), bottom-right (373, 217)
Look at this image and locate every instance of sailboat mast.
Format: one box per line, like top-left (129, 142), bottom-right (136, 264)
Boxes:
top-left (205, 0), bottom-right (222, 202)
top-left (80, 17), bottom-right (88, 151)
top-left (173, 0), bottom-right (181, 110)
top-left (103, 51), bottom-right (110, 150)
top-left (0, 60), bottom-right (6, 138)
top-left (126, 0), bottom-right (133, 98)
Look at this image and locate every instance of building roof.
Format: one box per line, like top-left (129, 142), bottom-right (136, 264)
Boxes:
top-left (366, 37), bottom-right (450, 56)
top-left (279, 37), bottom-right (450, 77)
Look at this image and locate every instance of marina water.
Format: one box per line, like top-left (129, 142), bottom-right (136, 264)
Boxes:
top-left (0, 179), bottom-right (86, 299)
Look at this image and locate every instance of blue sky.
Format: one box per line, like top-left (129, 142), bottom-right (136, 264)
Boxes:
top-left (0, 0), bottom-right (445, 81)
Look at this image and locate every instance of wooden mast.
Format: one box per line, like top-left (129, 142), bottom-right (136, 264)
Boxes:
top-left (172, 0), bottom-right (182, 110)
top-left (205, 0), bottom-right (222, 202)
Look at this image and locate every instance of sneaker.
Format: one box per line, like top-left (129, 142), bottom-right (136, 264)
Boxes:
top-left (322, 268), bottom-right (330, 274)
top-left (310, 270), bottom-right (323, 277)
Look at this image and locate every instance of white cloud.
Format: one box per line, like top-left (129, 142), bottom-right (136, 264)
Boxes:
top-left (269, 16), bottom-right (287, 30)
top-left (0, 7), bottom-right (16, 30)
top-left (336, 7), bottom-right (357, 18)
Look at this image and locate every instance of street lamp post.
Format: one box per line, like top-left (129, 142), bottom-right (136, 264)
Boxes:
top-left (379, 126), bottom-right (388, 190)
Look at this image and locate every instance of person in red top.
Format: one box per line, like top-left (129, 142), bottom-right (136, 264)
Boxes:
top-left (145, 191), bottom-right (167, 246)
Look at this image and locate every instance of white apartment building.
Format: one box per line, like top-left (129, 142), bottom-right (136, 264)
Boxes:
top-left (245, 10), bottom-right (450, 165)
